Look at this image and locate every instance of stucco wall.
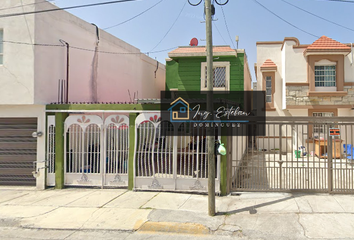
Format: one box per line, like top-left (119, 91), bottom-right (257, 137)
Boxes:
top-left (34, 0), bottom-right (165, 104)
top-left (256, 44), bottom-right (282, 91)
top-left (0, 0), bottom-right (36, 104)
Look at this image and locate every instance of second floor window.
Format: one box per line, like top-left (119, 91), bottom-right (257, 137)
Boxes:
top-left (266, 76), bottom-right (272, 103)
top-left (204, 66), bottom-right (226, 88)
top-left (315, 65), bottom-right (336, 87)
top-left (201, 62), bottom-right (230, 91)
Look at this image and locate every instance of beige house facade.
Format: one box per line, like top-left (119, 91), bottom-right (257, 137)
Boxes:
top-left (256, 36), bottom-right (354, 118)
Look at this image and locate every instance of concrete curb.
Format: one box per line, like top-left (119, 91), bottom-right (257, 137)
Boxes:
top-left (137, 221), bottom-right (210, 235)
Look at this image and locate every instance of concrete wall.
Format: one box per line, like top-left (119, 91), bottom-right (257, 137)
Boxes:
top-left (256, 44), bottom-right (282, 91)
top-left (0, 0), bottom-right (36, 104)
top-left (34, 0), bottom-right (165, 104)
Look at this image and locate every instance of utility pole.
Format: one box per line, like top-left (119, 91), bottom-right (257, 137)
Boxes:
top-left (188, 0), bottom-right (229, 216)
top-left (205, 0), bottom-right (215, 217)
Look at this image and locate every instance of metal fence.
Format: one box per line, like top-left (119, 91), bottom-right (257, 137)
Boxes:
top-left (230, 117), bottom-right (354, 193)
top-left (134, 113), bottom-right (220, 192)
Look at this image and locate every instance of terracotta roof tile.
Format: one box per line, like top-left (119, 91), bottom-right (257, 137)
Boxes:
top-left (261, 59), bottom-right (277, 68)
top-left (307, 36), bottom-right (351, 51)
top-left (169, 46), bottom-right (235, 54)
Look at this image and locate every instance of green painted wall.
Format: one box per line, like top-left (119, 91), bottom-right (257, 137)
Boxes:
top-left (220, 134), bottom-right (228, 196)
top-left (128, 113), bottom-right (138, 190)
top-left (55, 112), bottom-right (68, 189)
top-left (165, 53), bottom-right (245, 92)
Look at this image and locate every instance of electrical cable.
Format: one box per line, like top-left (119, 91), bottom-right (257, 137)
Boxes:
top-left (220, 6), bottom-right (235, 49)
top-left (103, 0), bottom-right (164, 30)
top-left (215, 0), bottom-right (229, 6)
top-left (188, 0), bottom-right (202, 6)
top-left (0, 0), bottom-right (138, 19)
top-left (1, 40), bottom-right (176, 55)
top-left (281, 0), bottom-right (354, 32)
top-left (253, 0), bottom-right (320, 38)
top-left (213, 22), bottom-right (228, 45)
top-left (149, 0), bottom-right (187, 52)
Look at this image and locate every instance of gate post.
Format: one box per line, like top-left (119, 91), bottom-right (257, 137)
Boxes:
top-left (55, 112), bottom-right (68, 189)
top-left (328, 127), bottom-right (333, 193)
top-left (128, 113), bottom-right (138, 190)
top-left (220, 133), bottom-right (228, 196)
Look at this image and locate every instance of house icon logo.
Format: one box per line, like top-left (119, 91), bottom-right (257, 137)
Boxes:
top-left (168, 97), bottom-right (192, 121)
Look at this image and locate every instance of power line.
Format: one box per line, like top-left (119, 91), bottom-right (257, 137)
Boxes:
top-left (1, 40), bottom-right (176, 55)
top-left (213, 22), bottom-right (228, 45)
top-left (149, 0), bottom-right (187, 52)
top-left (103, 0), bottom-right (164, 30)
top-left (253, 0), bottom-right (320, 38)
top-left (281, 0), bottom-right (354, 32)
top-left (0, 0), bottom-right (138, 19)
top-left (220, 6), bottom-right (235, 49)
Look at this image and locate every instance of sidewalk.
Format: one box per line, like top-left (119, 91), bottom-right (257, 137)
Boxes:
top-left (1, 187), bottom-right (354, 239)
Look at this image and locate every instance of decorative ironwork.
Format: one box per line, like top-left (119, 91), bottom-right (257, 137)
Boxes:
top-left (110, 174), bottom-right (126, 185)
top-left (77, 116), bottom-right (90, 123)
top-left (77, 174), bottom-right (91, 184)
top-left (190, 179), bottom-right (205, 190)
top-left (111, 116), bottom-right (125, 124)
top-left (149, 178), bottom-right (163, 189)
top-left (149, 115), bottom-right (161, 124)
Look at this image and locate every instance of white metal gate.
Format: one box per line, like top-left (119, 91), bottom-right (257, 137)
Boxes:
top-left (64, 114), bottom-right (129, 187)
top-left (134, 113), bottom-right (220, 192)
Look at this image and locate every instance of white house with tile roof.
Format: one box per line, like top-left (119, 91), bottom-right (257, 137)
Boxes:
top-left (255, 36), bottom-right (354, 118)
top-left (255, 36), bottom-right (354, 152)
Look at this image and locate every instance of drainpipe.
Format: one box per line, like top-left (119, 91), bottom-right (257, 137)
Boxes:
top-left (91, 23), bottom-right (100, 102)
top-left (59, 39), bottom-right (70, 103)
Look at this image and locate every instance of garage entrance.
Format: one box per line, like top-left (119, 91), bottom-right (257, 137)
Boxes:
top-left (0, 118), bottom-right (37, 186)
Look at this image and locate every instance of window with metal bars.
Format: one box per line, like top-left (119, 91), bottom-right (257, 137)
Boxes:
top-left (201, 61), bottom-right (230, 91)
top-left (204, 66), bottom-right (226, 88)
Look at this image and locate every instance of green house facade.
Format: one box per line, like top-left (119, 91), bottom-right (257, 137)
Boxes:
top-left (165, 46), bottom-right (252, 92)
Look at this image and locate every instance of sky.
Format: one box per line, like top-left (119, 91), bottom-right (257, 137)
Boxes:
top-left (37, 0), bottom-right (354, 82)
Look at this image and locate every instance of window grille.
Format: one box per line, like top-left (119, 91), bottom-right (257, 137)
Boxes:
top-left (204, 66), bottom-right (226, 88)
top-left (315, 66), bottom-right (336, 87)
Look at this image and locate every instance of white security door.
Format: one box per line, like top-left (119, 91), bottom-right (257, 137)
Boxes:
top-left (64, 115), bottom-right (103, 186)
top-left (134, 113), bottom-right (220, 192)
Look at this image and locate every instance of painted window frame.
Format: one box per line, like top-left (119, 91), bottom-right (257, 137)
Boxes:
top-left (200, 61), bottom-right (230, 91)
top-left (307, 55), bottom-right (344, 94)
top-left (262, 72), bottom-right (275, 109)
top-left (314, 59), bottom-right (337, 91)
